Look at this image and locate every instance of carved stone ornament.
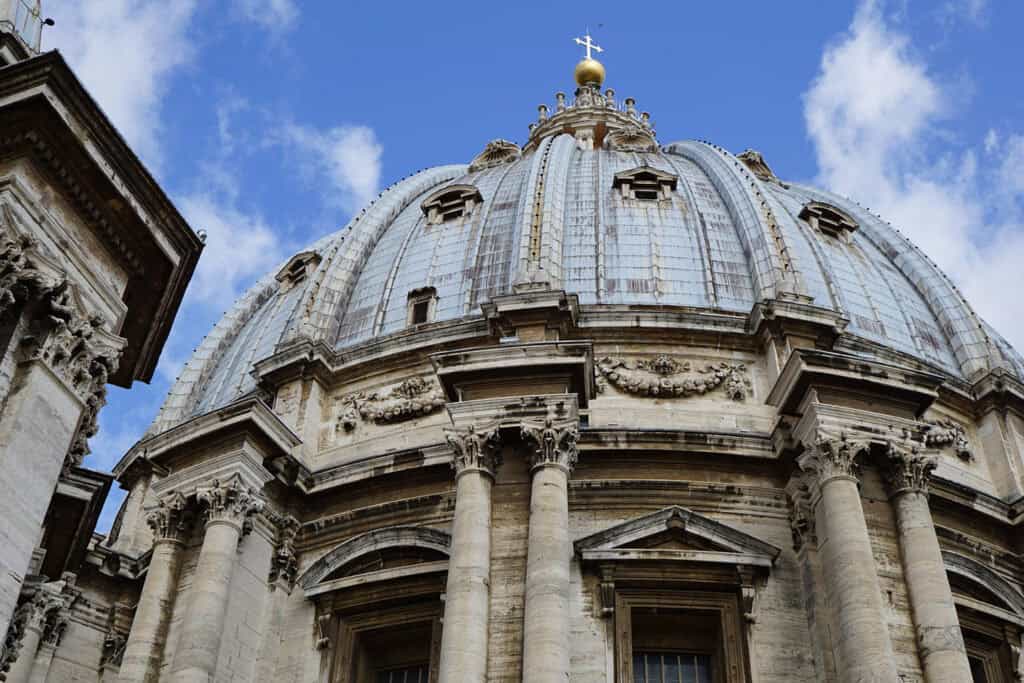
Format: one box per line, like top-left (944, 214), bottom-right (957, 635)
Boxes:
top-left (445, 423), bottom-right (502, 476)
top-left (268, 512), bottom-right (301, 591)
top-left (335, 376), bottom-right (446, 433)
top-left (468, 139), bottom-right (521, 172)
top-left (101, 630), bottom-right (127, 668)
top-left (923, 418), bottom-right (973, 461)
top-left (196, 476), bottom-right (265, 531)
top-left (0, 578), bottom-right (76, 672)
top-left (603, 123), bottom-right (657, 152)
top-left (799, 433), bottom-right (867, 485)
top-left (596, 355), bottom-right (751, 401)
top-left (145, 490), bottom-right (193, 542)
top-left (521, 417), bottom-right (579, 471)
top-left (883, 437), bottom-right (937, 497)
top-left (787, 479), bottom-right (817, 551)
top-left (314, 610), bottom-right (332, 650)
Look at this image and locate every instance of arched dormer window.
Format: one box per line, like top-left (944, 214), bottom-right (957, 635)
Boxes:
top-left (407, 287), bottom-right (437, 326)
top-left (612, 166), bottom-right (678, 201)
top-left (420, 184), bottom-right (483, 225)
top-left (799, 201), bottom-right (858, 239)
top-left (275, 250), bottom-right (321, 291)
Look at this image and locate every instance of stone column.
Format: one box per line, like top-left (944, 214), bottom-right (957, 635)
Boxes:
top-left (520, 417), bottom-right (578, 683)
top-left (884, 441), bottom-right (973, 682)
top-left (169, 477), bottom-right (264, 683)
top-left (438, 424), bottom-right (502, 683)
top-left (118, 491), bottom-right (193, 683)
top-left (3, 592), bottom-right (62, 683)
top-left (797, 435), bottom-right (898, 683)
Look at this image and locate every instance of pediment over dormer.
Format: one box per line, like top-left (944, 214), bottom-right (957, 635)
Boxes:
top-left (574, 506), bottom-right (780, 568)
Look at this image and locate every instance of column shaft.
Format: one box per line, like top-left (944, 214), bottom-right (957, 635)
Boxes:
top-left (169, 519), bottom-right (242, 682)
top-left (118, 538), bottom-right (185, 682)
top-left (6, 623), bottom-right (43, 683)
top-left (522, 464), bottom-right (571, 683)
top-left (438, 469), bottom-right (493, 682)
top-left (27, 643), bottom-right (55, 683)
top-left (893, 490), bottom-right (972, 682)
top-left (816, 475), bottom-right (899, 682)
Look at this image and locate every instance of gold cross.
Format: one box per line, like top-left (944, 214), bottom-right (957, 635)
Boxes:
top-left (574, 32), bottom-right (603, 60)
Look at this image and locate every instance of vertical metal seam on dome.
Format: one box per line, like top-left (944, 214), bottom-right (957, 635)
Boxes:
top-left (593, 148), bottom-right (605, 301)
top-left (662, 154), bottom-right (718, 309)
top-left (463, 161), bottom-right (519, 313)
top-left (371, 204), bottom-right (430, 336)
top-left (767, 187), bottom-right (843, 313)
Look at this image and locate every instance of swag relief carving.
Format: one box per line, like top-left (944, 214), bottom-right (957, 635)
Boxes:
top-left (334, 376), bottom-right (445, 434)
top-left (596, 355), bottom-right (751, 401)
top-left (923, 418), bottom-right (973, 461)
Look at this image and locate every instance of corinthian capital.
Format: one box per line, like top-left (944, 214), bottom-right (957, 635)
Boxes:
top-left (521, 417), bottom-right (579, 472)
top-left (145, 490), bottom-right (193, 542)
top-left (883, 438), bottom-right (936, 497)
top-left (196, 476), bottom-right (265, 530)
top-left (446, 423), bottom-right (502, 477)
top-left (798, 433), bottom-right (866, 486)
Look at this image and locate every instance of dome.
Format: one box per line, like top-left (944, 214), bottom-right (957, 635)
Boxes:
top-left (149, 82), bottom-right (1024, 435)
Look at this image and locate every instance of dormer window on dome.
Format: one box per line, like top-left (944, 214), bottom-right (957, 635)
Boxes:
top-left (799, 201), bottom-right (858, 239)
top-left (275, 250), bottom-right (321, 291)
top-left (421, 185), bottom-right (483, 225)
top-left (613, 167), bottom-right (678, 201)
top-left (407, 287), bottom-right (437, 326)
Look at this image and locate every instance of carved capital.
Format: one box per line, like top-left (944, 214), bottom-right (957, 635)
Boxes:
top-left (797, 433), bottom-right (866, 486)
top-left (883, 438), bottom-right (936, 497)
top-left (446, 423), bottom-right (502, 477)
top-left (521, 417), bottom-right (579, 472)
top-left (196, 476), bottom-right (265, 531)
top-left (268, 512), bottom-right (300, 591)
top-left (145, 490), bottom-right (193, 542)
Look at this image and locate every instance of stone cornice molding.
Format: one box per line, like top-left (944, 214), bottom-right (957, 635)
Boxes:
top-left (521, 416), bottom-right (579, 472)
top-left (883, 437), bottom-right (937, 497)
top-left (0, 51), bottom-right (203, 385)
top-left (145, 490), bottom-right (193, 543)
top-left (445, 423), bottom-right (502, 478)
top-left (195, 475), bottom-right (265, 532)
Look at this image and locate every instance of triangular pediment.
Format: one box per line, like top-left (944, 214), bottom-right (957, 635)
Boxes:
top-left (575, 506), bottom-right (780, 566)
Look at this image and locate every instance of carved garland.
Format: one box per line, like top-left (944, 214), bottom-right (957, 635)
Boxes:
top-left (596, 355), bottom-right (751, 401)
top-left (335, 376), bottom-right (446, 433)
top-left (923, 418), bottom-right (973, 461)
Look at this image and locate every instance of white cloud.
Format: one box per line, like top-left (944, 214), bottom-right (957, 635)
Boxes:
top-left (178, 192), bottom-right (285, 309)
top-left (278, 123), bottom-right (383, 211)
top-left (45, 0), bottom-right (199, 171)
top-left (940, 0), bottom-right (988, 26)
top-left (805, 0), bottom-right (1024, 359)
top-left (231, 0), bottom-right (299, 33)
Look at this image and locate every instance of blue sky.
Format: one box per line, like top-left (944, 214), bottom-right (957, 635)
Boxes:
top-left (44, 0), bottom-right (1024, 530)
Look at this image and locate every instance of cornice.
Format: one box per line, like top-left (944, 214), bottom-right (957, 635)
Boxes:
top-left (0, 50), bottom-right (202, 384)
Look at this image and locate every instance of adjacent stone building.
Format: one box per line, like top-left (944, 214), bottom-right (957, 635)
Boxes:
top-left (0, 2), bottom-right (202, 679)
top-left (4, 26), bottom-right (1024, 683)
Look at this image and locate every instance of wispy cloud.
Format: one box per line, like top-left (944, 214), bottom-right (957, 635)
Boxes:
top-left (276, 123), bottom-right (383, 212)
top-left (805, 0), bottom-right (1024, 356)
top-left (46, 0), bottom-right (199, 171)
top-left (231, 0), bottom-right (299, 34)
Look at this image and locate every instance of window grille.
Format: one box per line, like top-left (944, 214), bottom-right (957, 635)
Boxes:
top-left (632, 652), bottom-right (712, 683)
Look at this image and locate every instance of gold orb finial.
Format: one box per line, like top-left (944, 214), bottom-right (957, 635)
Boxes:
top-left (574, 58), bottom-right (605, 87)
top-left (573, 32), bottom-right (605, 86)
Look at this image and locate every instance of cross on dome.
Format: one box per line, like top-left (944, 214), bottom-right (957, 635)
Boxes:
top-left (574, 32), bottom-right (603, 60)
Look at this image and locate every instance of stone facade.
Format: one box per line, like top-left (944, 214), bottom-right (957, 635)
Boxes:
top-left (5, 30), bottom-right (1024, 683)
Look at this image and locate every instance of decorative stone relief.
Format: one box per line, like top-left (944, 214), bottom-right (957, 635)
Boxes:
top-left (314, 609), bottom-right (332, 650)
top-left (268, 512), bottom-right (300, 591)
top-left (596, 355), bottom-right (751, 401)
top-left (335, 376), bottom-right (445, 433)
top-left (521, 417), bottom-right (579, 471)
top-left (445, 423), bottom-right (502, 476)
top-left (0, 223), bottom-right (51, 315)
top-left (787, 478), bottom-right (817, 551)
top-left (196, 476), bottom-right (265, 532)
top-left (923, 418), bottom-right (973, 461)
top-left (799, 433), bottom-right (867, 485)
top-left (145, 491), bottom-right (193, 542)
top-left (0, 577), bottom-right (76, 673)
top-left (468, 139), bottom-right (521, 172)
top-left (604, 123), bottom-right (657, 152)
top-left (101, 630), bottom-right (127, 668)
top-left (883, 437), bottom-right (937, 496)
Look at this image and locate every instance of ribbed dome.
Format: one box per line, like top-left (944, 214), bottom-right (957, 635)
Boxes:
top-left (149, 89), bottom-right (1024, 436)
